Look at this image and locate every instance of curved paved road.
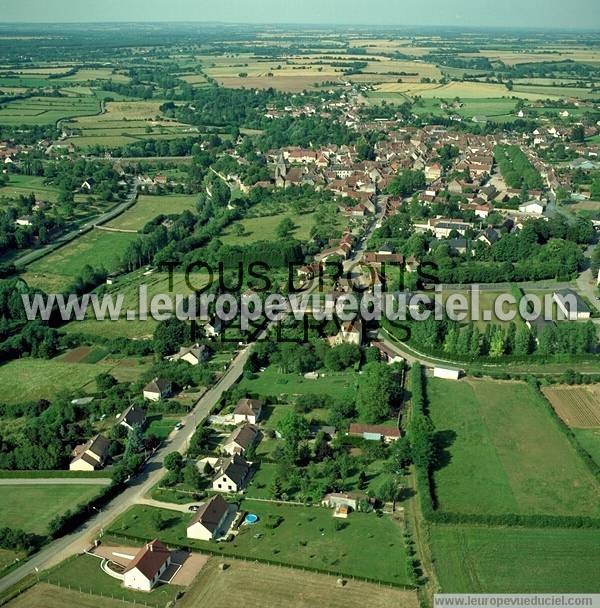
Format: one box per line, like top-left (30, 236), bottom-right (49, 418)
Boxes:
top-left (14, 180), bottom-right (138, 269)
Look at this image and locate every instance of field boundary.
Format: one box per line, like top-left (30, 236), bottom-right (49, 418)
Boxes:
top-left (101, 531), bottom-right (417, 591)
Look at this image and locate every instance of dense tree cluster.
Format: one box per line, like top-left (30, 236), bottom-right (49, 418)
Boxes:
top-left (494, 145), bottom-right (544, 190)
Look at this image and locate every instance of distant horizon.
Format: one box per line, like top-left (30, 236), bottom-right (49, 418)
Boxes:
top-left (0, 21), bottom-right (599, 32)
top-left (0, 0), bottom-right (598, 30)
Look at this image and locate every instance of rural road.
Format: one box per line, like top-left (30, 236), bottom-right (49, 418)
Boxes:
top-left (14, 179), bottom-right (139, 268)
top-left (0, 478), bottom-right (112, 486)
top-left (0, 343), bottom-right (252, 594)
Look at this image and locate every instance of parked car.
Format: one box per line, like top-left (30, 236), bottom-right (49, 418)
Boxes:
top-left (188, 505), bottom-right (200, 512)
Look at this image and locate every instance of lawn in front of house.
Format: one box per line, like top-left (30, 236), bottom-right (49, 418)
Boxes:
top-left (42, 555), bottom-right (182, 607)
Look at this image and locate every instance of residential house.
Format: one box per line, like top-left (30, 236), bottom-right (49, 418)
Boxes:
top-left (476, 227), bottom-right (500, 246)
top-left (212, 454), bottom-right (252, 493)
top-left (233, 398), bottom-right (263, 425)
top-left (222, 424), bottom-right (261, 456)
top-left (142, 378), bottom-right (172, 402)
top-left (187, 495), bottom-right (237, 541)
top-left (118, 405), bottom-right (147, 431)
top-left (169, 344), bottom-right (210, 366)
top-left (553, 289), bottom-right (591, 321)
top-left (519, 201), bottom-right (545, 216)
top-left (204, 317), bottom-right (223, 338)
top-left (425, 162), bottom-right (442, 182)
top-left (332, 319), bottom-right (363, 346)
top-left (122, 540), bottom-right (171, 592)
top-left (370, 341), bottom-right (404, 364)
top-left (80, 178), bottom-right (96, 191)
top-left (69, 434), bottom-right (110, 472)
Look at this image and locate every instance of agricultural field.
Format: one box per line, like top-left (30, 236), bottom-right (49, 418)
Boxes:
top-left (0, 96), bottom-right (100, 125)
top-left (178, 557), bottom-right (418, 608)
top-left (430, 525), bottom-right (600, 593)
top-left (107, 501), bottom-right (412, 585)
top-left (5, 583), bottom-right (137, 608)
top-left (427, 377), bottom-right (600, 517)
top-left (64, 100), bottom-right (194, 149)
top-left (105, 194), bottom-right (198, 231)
top-left (23, 230), bottom-right (138, 292)
top-left (0, 484), bottom-right (106, 535)
top-left (542, 385), bottom-right (600, 428)
top-left (0, 356), bottom-right (149, 404)
top-left (62, 269), bottom-right (209, 339)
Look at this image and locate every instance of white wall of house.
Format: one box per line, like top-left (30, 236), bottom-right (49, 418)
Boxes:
top-left (123, 568), bottom-right (153, 592)
top-left (69, 458), bottom-right (95, 472)
top-left (213, 474), bottom-right (238, 493)
top-left (143, 390), bottom-right (161, 402)
top-left (187, 522), bottom-right (214, 541)
top-left (233, 414), bottom-right (256, 425)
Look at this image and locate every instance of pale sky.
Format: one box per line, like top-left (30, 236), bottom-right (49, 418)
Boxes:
top-left (0, 0), bottom-right (598, 29)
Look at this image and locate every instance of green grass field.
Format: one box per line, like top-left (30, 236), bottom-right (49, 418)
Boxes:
top-left (573, 428), bottom-right (600, 468)
top-left (239, 367), bottom-right (358, 400)
top-left (0, 96), bottom-right (100, 125)
top-left (0, 175), bottom-right (60, 202)
top-left (0, 357), bottom-right (149, 404)
top-left (23, 230), bottom-right (138, 292)
top-left (108, 501), bottom-right (411, 585)
top-left (427, 378), bottom-right (600, 517)
top-left (106, 194), bottom-right (197, 231)
top-left (221, 212), bottom-right (319, 245)
top-left (43, 555), bottom-right (181, 606)
top-left (145, 415), bottom-right (180, 440)
top-left (430, 525), bottom-right (600, 593)
top-left (0, 485), bottom-right (106, 535)
top-left (63, 317), bottom-right (157, 340)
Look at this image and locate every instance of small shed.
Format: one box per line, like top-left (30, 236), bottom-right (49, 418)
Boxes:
top-left (433, 366), bottom-right (462, 381)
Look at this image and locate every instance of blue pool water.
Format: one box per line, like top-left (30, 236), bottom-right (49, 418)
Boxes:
top-left (245, 513), bottom-right (259, 524)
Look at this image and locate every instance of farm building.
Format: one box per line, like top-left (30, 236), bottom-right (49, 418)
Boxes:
top-left (347, 423), bottom-right (400, 443)
top-left (553, 289), bottom-right (591, 321)
top-left (433, 366), bottom-right (462, 381)
top-left (122, 540), bottom-right (171, 592)
top-left (187, 495), bottom-right (237, 541)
